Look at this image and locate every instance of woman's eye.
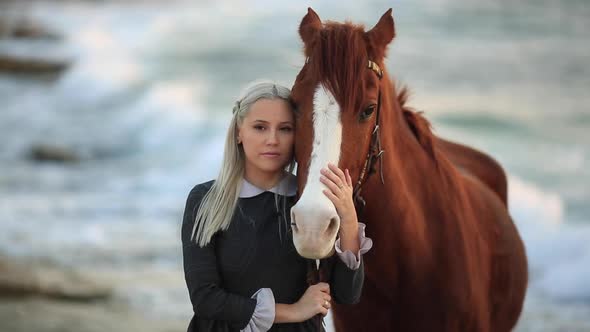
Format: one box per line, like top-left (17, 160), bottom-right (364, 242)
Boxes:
top-left (280, 127), bottom-right (293, 132)
top-left (254, 125), bottom-right (265, 131)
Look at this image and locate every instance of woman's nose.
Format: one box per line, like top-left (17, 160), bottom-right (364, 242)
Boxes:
top-left (266, 130), bottom-right (279, 144)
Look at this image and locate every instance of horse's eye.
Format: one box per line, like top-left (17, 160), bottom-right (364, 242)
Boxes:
top-left (360, 105), bottom-right (376, 121)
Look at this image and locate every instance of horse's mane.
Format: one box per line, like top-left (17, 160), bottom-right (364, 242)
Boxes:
top-left (397, 85), bottom-right (437, 162)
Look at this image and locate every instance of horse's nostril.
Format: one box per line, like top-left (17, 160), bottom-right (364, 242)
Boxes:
top-left (327, 217), bottom-right (339, 235)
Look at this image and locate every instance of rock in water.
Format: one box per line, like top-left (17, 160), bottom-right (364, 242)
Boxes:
top-left (0, 20), bottom-right (61, 40)
top-left (0, 257), bottom-right (38, 296)
top-left (12, 24), bottom-right (61, 40)
top-left (0, 256), bottom-right (112, 301)
top-left (29, 144), bottom-right (80, 163)
top-left (0, 54), bottom-right (70, 75)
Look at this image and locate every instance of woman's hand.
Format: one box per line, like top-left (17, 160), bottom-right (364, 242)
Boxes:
top-left (320, 163), bottom-right (358, 231)
top-left (291, 282), bottom-right (331, 321)
top-left (320, 163), bottom-right (360, 253)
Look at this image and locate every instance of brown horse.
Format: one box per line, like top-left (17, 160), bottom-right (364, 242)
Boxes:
top-left (289, 8), bottom-right (527, 332)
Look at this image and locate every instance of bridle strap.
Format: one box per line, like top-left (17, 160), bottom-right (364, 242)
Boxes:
top-left (352, 60), bottom-right (385, 216)
top-left (305, 58), bottom-right (383, 78)
top-left (306, 258), bottom-right (334, 331)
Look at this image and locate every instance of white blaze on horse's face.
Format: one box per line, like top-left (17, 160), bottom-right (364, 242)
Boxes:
top-left (291, 83), bottom-right (342, 259)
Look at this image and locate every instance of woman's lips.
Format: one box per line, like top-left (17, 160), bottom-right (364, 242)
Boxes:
top-left (261, 152), bottom-right (281, 158)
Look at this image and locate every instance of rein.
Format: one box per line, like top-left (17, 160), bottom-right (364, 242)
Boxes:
top-left (303, 58), bottom-right (386, 331)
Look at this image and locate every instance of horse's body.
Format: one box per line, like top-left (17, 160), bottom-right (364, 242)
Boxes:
top-left (398, 88), bottom-right (509, 207)
top-left (289, 8), bottom-right (527, 332)
top-left (436, 137), bottom-right (508, 206)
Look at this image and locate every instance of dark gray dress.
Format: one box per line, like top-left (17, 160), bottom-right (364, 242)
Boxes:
top-left (181, 180), bottom-right (364, 332)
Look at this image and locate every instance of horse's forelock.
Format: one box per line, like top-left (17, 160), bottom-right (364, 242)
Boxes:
top-left (307, 22), bottom-right (368, 113)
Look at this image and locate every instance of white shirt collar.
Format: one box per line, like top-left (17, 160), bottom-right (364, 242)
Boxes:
top-left (239, 172), bottom-right (297, 198)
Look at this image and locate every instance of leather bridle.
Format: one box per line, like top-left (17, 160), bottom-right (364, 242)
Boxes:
top-left (352, 60), bottom-right (386, 216)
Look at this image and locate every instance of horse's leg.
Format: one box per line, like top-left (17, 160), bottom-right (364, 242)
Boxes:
top-left (435, 138), bottom-right (508, 207)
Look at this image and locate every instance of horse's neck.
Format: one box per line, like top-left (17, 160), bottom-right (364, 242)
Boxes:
top-left (358, 92), bottom-right (486, 303)
top-left (359, 94), bottom-right (450, 270)
top-left (374, 88), bottom-right (451, 209)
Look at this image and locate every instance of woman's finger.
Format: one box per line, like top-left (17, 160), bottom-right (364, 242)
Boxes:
top-left (317, 282), bottom-right (330, 292)
top-left (320, 176), bottom-right (341, 195)
top-left (328, 163), bottom-right (347, 183)
top-left (321, 167), bottom-right (343, 188)
top-left (322, 168), bottom-right (346, 193)
top-left (322, 189), bottom-right (339, 205)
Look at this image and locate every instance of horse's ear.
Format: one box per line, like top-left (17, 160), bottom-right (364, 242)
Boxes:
top-left (299, 8), bottom-right (321, 49)
top-left (366, 9), bottom-right (395, 59)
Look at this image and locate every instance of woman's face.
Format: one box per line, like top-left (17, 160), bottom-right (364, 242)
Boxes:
top-left (238, 98), bottom-right (295, 176)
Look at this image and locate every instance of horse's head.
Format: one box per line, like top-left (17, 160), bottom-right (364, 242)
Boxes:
top-left (290, 8), bottom-right (396, 259)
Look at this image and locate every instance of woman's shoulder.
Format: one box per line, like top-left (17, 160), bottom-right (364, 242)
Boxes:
top-left (190, 180), bottom-right (215, 196)
top-left (181, 180), bottom-right (215, 236)
top-left (184, 180), bottom-right (215, 209)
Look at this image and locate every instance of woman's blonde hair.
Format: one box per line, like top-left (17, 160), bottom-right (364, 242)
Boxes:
top-left (191, 80), bottom-right (295, 246)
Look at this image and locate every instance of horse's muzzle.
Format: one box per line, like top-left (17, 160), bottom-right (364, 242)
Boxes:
top-left (291, 205), bottom-right (340, 259)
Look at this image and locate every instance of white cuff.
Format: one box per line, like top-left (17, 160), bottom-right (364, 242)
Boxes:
top-left (334, 222), bottom-right (373, 270)
top-left (240, 288), bottom-right (275, 332)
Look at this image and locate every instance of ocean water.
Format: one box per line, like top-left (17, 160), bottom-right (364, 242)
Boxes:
top-left (0, 0), bottom-right (588, 330)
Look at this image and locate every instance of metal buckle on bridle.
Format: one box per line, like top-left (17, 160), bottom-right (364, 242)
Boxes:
top-left (368, 60), bottom-right (383, 79)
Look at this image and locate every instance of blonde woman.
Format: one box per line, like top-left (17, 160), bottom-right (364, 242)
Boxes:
top-left (181, 80), bottom-right (372, 332)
